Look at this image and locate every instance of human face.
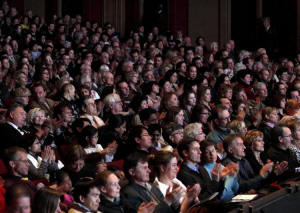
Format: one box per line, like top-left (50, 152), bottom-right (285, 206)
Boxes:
top-left (195, 127), bottom-right (206, 142)
top-left (14, 151), bottom-right (29, 177)
top-left (62, 107), bottom-right (73, 123)
top-left (85, 98), bottom-right (97, 115)
top-left (293, 127), bottom-right (300, 140)
top-left (199, 109), bottom-right (210, 123)
top-left (278, 84), bottom-right (287, 95)
top-left (89, 133), bottom-right (98, 146)
top-left (220, 98), bottom-right (232, 110)
top-left (168, 94), bottom-right (179, 107)
top-left (217, 110), bottom-right (230, 128)
top-left (237, 90), bottom-right (248, 103)
top-left (204, 145), bottom-right (217, 163)
top-left (70, 159), bottom-right (84, 172)
top-left (242, 74), bottom-right (251, 85)
top-left (132, 161), bottom-right (151, 184)
top-left (186, 141), bottom-right (201, 164)
top-left (151, 130), bottom-right (161, 144)
top-left (266, 110), bottom-right (279, 124)
top-left (280, 127), bottom-right (293, 150)
top-left (33, 111), bottom-right (45, 126)
top-left (174, 110), bottom-right (184, 125)
top-left (203, 89), bottom-right (211, 103)
top-left (60, 174), bottom-right (73, 193)
top-left (225, 89), bottom-right (233, 100)
top-left (30, 138), bottom-right (41, 154)
top-left (115, 122), bottom-right (126, 136)
top-left (11, 106), bottom-right (26, 127)
top-left (170, 129), bottom-right (184, 144)
top-left (239, 122), bottom-right (248, 137)
top-left (41, 69), bottom-right (50, 81)
top-left (252, 136), bottom-right (264, 152)
top-left (112, 95), bottom-right (123, 113)
top-left (164, 157), bottom-right (178, 180)
top-left (82, 187), bottom-right (100, 212)
top-left (170, 72), bottom-right (178, 83)
top-left (140, 100), bottom-right (148, 110)
top-left (258, 85), bottom-right (268, 98)
top-left (119, 82), bottom-right (130, 97)
top-left (231, 137), bottom-right (246, 160)
top-left (189, 67), bottom-right (197, 80)
top-left (96, 159), bottom-right (107, 174)
top-left (9, 196), bottom-right (31, 213)
top-left (163, 81), bottom-right (172, 93)
top-left (103, 173), bottom-right (121, 199)
top-left (34, 86), bottom-right (46, 102)
top-left (188, 93), bottom-right (196, 106)
top-left (137, 129), bottom-right (152, 150)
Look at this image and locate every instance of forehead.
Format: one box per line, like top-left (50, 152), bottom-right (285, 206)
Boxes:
top-left (189, 141), bottom-right (200, 149)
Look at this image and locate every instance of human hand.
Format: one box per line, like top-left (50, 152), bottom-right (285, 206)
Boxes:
top-left (221, 162), bottom-right (239, 177)
top-left (165, 183), bottom-right (185, 206)
top-left (211, 163), bottom-right (222, 182)
top-left (260, 160), bottom-right (274, 178)
top-left (137, 202), bottom-right (157, 213)
top-left (274, 161), bottom-right (288, 176)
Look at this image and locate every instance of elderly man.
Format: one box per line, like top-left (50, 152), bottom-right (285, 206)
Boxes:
top-left (80, 97), bottom-right (104, 129)
top-left (0, 104), bottom-right (27, 151)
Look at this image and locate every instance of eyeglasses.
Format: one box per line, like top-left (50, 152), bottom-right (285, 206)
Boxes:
top-left (172, 130), bottom-right (183, 135)
top-left (16, 159), bottom-right (29, 164)
top-left (141, 133), bottom-right (150, 137)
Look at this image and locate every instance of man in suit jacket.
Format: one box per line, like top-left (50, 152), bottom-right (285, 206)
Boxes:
top-left (177, 139), bottom-right (221, 200)
top-left (121, 152), bottom-right (182, 213)
top-left (0, 104), bottom-right (27, 151)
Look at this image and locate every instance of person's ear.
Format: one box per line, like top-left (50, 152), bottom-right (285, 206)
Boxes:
top-left (227, 146), bottom-right (234, 155)
top-left (278, 136), bottom-right (283, 143)
top-left (169, 135), bottom-right (174, 142)
top-left (8, 160), bottom-right (15, 169)
top-left (182, 150), bottom-right (189, 159)
top-left (135, 137), bottom-right (141, 145)
top-left (100, 186), bottom-right (107, 194)
top-left (159, 165), bottom-right (165, 173)
top-left (79, 195), bottom-right (85, 204)
top-left (128, 168), bottom-right (135, 177)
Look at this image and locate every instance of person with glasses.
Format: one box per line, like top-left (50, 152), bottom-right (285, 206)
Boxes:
top-left (129, 125), bottom-right (156, 155)
top-left (3, 146), bottom-right (37, 197)
top-left (163, 122), bottom-right (184, 149)
top-left (267, 125), bottom-right (300, 177)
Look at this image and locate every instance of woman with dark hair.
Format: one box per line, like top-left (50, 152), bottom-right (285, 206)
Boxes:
top-left (164, 106), bottom-right (186, 127)
top-left (164, 70), bottom-right (179, 92)
top-left (32, 187), bottom-right (61, 213)
top-left (197, 86), bottom-right (213, 113)
top-left (142, 81), bottom-right (161, 111)
top-left (181, 90), bottom-right (197, 122)
top-left (190, 104), bottom-right (211, 134)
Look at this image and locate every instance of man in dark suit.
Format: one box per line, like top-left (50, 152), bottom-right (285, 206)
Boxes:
top-left (177, 139), bottom-right (221, 200)
top-left (0, 104), bottom-right (27, 151)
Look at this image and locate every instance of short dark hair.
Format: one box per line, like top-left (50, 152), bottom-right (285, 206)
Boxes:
top-left (139, 108), bottom-right (157, 124)
top-left (5, 183), bottom-right (31, 207)
top-left (73, 179), bottom-right (98, 203)
top-left (177, 139), bottom-right (198, 159)
top-left (6, 103), bottom-right (23, 119)
top-left (124, 152), bottom-right (148, 179)
top-left (95, 170), bottom-right (114, 187)
top-left (271, 125), bottom-right (287, 144)
top-left (4, 146), bottom-right (27, 168)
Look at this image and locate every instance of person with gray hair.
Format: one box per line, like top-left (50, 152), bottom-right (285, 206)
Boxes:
top-left (183, 122), bottom-right (206, 143)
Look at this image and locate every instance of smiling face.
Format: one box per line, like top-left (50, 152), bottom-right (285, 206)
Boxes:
top-left (203, 145), bottom-right (217, 163)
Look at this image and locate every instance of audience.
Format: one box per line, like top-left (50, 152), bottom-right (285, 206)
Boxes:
top-left (0, 1), bottom-right (300, 212)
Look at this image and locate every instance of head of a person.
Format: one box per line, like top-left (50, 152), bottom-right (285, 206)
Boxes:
top-left (288, 121), bottom-right (300, 141)
top-left (165, 106), bottom-right (184, 126)
top-left (163, 122), bottom-right (184, 145)
top-left (81, 125), bottom-right (98, 147)
top-left (198, 86), bottom-right (211, 103)
top-left (177, 139), bottom-right (201, 164)
top-left (253, 82), bottom-right (268, 99)
top-left (271, 125), bottom-right (293, 150)
top-left (96, 170), bottom-right (121, 200)
top-left (139, 108), bottom-right (158, 127)
top-left (148, 124), bottom-right (162, 145)
top-left (32, 188), bottom-right (61, 213)
top-left (223, 134), bottom-right (245, 160)
top-left (54, 102), bottom-right (73, 124)
top-left (104, 93), bottom-right (123, 114)
top-left (14, 87), bottom-right (31, 106)
top-left (244, 130), bottom-right (264, 153)
top-left (27, 108), bottom-right (46, 127)
top-left (162, 92), bottom-right (179, 110)
top-left (32, 83), bottom-right (47, 103)
top-left (285, 99), bottom-right (300, 116)
top-left (182, 90), bottom-right (197, 107)
top-left (229, 120), bottom-right (247, 137)
top-left (107, 114), bottom-right (127, 136)
top-left (130, 125), bottom-right (152, 151)
top-left (65, 144), bottom-right (86, 172)
top-left (5, 183), bottom-right (31, 213)
top-left (6, 104), bottom-right (27, 128)
top-left (85, 152), bottom-right (107, 175)
top-left (73, 179), bottom-right (100, 212)
top-left (183, 122), bottom-right (206, 143)
top-left (190, 104), bottom-right (211, 124)
top-left (200, 140), bottom-right (218, 164)
top-left (213, 105), bottom-right (231, 129)
top-left (5, 146), bottom-right (29, 177)
top-left (261, 106), bottom-right (279, 124)
top-left (82, 97), bottom-right (97, 115)
top-left (124, 152), bottom-right (150, 184)
top-left (56, 172), bottom-right (73, 194)
top-left (72, 118), bottom-right (91, 134)
top-left (21, 133), bottom-right (42, 155)
top-left (62, 83), bottom-right (76, 100)
top-left (153, 151), bottom-right (178, 180)
top-left (218, 84), bottom-right (233, 100)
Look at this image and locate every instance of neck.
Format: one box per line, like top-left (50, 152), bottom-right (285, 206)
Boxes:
top-left (186, 159), bottom-right (197, 166)
top-left (134, 180), bottom-right (147, 187)
top-left (158, 175), bottom-right (173, 186)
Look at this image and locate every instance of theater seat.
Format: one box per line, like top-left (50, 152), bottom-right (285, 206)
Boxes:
top-left (0, 159), bottom-right (8, 175)
top-left (107, 160), bottom-right (124, 171)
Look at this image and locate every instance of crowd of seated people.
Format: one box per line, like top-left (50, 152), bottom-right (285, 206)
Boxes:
top-left (1, 0), bottom-right (300, 212)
